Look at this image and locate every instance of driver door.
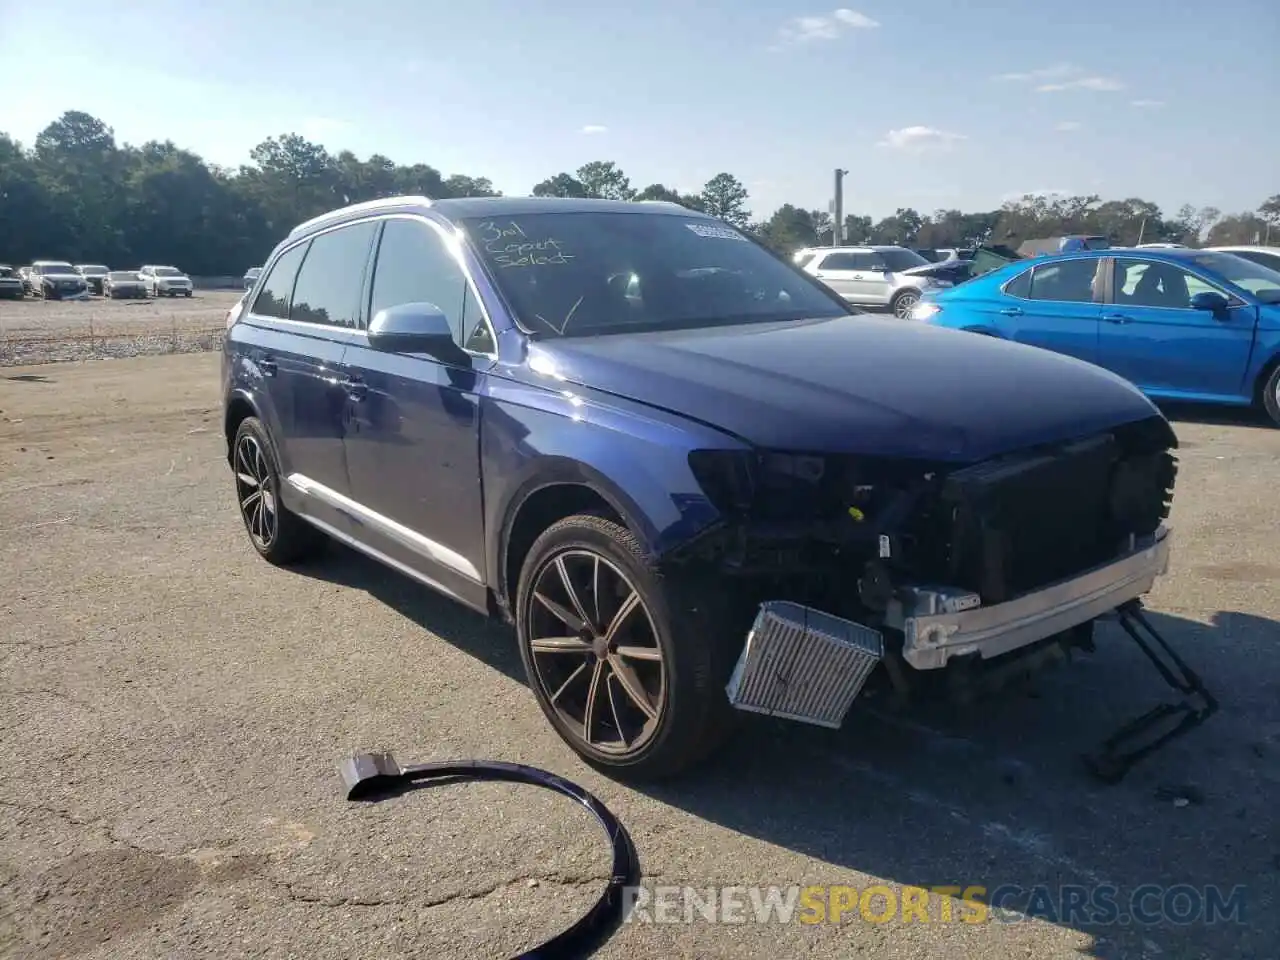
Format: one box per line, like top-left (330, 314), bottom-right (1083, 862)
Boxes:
top-left (1096, 257), bottom-right (1255, 399)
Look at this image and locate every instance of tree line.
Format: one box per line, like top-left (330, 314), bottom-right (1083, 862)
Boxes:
top-left (1, 111), bottom-right (1276, 276)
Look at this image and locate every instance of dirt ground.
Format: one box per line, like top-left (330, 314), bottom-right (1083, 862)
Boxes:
top-left (1, 354), bottom-right (1277, 959)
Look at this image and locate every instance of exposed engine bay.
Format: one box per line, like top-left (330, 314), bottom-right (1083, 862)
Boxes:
top-left (672, 414), bottom-right (1213, 782)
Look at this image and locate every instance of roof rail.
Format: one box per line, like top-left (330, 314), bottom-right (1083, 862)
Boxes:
top-left (288, 195), bottom-right (434, 237)
top-left (636, 200), bottom-right (687, 208)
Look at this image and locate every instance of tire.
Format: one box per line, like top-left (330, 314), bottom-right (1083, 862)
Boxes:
top-left (515, 512), bottom-right (739, 780)
top-left (1261, 364), bottom-right (1280, 427)
top-left (890, 289), bottom-right (921, 319)
top-left (231, 417), bottom-right (326, 565)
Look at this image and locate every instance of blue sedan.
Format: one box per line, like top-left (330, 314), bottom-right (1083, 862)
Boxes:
top-left (911, 248), bottom-right (1280, 425)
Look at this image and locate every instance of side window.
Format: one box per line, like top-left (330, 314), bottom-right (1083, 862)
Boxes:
top-left (251, 242), bottom-right (308, 320)
top-left (1114, 258), bottom-right (1220, 310)
top-left (815, 253), bottom-right (857, 271)
top-left (369, 218), bottom-right (469, 345)
top-left (849, 252), bottom-right (885, 271)
top-left (1027, 259), bottom-right (1099, 303)
top-left (461, 285), bottom-right (496, 353)
top-left (1004, 267), bottom-right (1033, 298)
top-left (290, 221), bottom-right (378, 327)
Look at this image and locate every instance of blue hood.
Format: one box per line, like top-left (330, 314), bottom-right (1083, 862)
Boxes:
top-left (526, 316), bottom-right (1164, 462)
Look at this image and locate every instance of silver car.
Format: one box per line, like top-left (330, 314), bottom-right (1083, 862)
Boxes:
top-left (800, 245), bottom-right (956, 318)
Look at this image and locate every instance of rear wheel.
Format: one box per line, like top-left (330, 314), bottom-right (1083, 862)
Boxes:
top-left (515, 513), bottom-right (738, 780)
top-left (891, 289), bottom-right (921, 319)
top-left (232, 417), bottom-right (326, 565)
top-left (1261, 364), bottom-right (1280, 427)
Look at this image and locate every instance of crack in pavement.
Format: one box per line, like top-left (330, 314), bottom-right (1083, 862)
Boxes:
top-left (265, 869), bottom-right (644, 911)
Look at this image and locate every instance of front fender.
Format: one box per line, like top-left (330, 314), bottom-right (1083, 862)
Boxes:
top-left (480, 374), bottom-right (747, 593)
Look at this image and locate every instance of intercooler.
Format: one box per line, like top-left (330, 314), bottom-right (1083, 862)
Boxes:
top-left (725, 600), bottom-right (884, 728)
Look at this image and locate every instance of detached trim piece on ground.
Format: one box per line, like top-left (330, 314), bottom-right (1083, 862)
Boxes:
top-left (340, 752), bottom-right (640, 959)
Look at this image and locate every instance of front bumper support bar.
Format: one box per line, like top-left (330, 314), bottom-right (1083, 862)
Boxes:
top-left (1082, 600), bottom-right (1219, 784)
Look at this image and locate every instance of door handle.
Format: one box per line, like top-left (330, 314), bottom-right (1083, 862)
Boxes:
top-left (258, 356), bottom-right (277, 377)
top-left (999, 306), bottom-right (1023, 317)
top-left (1101, 313), bottom-right (1130, 324)
top-left (852, 274), bottom-right (864, 280)
top-left (814, 273), bottom-right (827, 279)
top-left (342, 375), bottom-right (367, 400)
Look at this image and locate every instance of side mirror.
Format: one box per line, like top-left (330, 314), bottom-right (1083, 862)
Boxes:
top-left (1189, 291), bottom-right (1230, 315)
top-left (367, 302), bottom-right (461, 358)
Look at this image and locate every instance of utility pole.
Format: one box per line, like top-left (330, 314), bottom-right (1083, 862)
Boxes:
top-left (833, 168), bottom-right (848, 246)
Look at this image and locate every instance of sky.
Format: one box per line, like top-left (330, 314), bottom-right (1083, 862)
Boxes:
top-left (2, 0), bottom-right (1276, 221)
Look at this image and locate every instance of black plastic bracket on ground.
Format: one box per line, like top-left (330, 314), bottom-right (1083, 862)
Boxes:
top-left (339, 752), bottom-right (640, 960)
top-left (1082, 600), bottom-right (1219, 784)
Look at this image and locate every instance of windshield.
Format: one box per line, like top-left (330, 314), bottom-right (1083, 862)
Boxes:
top-left (881, 248), bottom-right (930, 272)
top-left (41, 262), bottom-right (75, 272)
top-left (0, 267), bottom-right (14, 277)
top-left (1188, 252), bottom-right (1280, 302)
top-left (461, 212), bottom-right (850, 337)
top-left (155, 267), bottom-right (183, 277)
top-left (1083, 236), bottom-right (1110, 250)
top-left (108, 271), bottom-right (140, 280)
top-left (78, 265), bottom-right (108, 275)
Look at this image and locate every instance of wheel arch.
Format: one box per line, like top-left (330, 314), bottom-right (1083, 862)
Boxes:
top-left (494, 462), bottom-right (657, 620)
top-left (1252, 349), bottom-right (1280, 403)
top-left (223, 389), bottom-right (260, 462)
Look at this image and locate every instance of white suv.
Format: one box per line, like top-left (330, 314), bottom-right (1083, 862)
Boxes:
top-left (139, 265), bottom-right (193, 297)
top-left (800, 245), bottom-right (956, 318)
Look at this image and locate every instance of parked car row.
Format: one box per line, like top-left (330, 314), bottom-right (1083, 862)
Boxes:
top-left (2, 262), bottom-right (194, 300)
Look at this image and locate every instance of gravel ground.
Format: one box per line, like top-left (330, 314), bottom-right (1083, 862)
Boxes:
top-left (0, 293), bottom-right (239, 366)
top-left (0, 355), bottom-right (1277, 960)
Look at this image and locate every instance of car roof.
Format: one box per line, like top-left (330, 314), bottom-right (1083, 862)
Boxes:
top-left (287, 194), bottom-right (712, 241)
top-left (1205, 245), bottom-right (1278, 254)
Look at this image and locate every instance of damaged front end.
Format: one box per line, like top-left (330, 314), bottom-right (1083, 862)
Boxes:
top-left (670, 414), bottom-right (1212, 781)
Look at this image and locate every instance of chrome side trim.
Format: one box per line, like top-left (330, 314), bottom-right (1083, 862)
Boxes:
top-left (296, 514), bottom-right (465, 604)
top-left (286, 473), bottom-right (483, 583)
top-left (893, 526), bottom-right (1173, 670)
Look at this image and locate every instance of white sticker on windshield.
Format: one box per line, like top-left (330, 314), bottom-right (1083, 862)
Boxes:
top-left (684, 223), bottom-right (748, 241)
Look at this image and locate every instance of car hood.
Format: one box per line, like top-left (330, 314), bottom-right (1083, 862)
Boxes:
top-left (526, 315), bottom-right (1163, 462)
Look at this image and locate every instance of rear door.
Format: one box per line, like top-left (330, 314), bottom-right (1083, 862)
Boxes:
top-left (849, 251), bottom-right (893, 305)
top-left (1096, 256), bottom-right (1255, 399)
top-left (340, 214), bottom-right (496, 608)
top-left (238, 220), bottom-right (378, 533)
top-left (991, 257), bottom-right (1104, 363)
top-left (808, 251), bottom-right (861, 300)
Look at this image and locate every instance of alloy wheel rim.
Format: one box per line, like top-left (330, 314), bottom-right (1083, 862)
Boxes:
top-left (234, 434), bottom-right (278, 549)
top-left (894, 293), bottom-right (919, 318)
top-left (526, 549), bottom-right (666, 755)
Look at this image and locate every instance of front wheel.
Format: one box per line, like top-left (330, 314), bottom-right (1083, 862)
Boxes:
top-left (1261, 364), bottom-right (1280, 427)
top-left (891, 289), bottom-right (921, 319)
top-left (515, 513), bottom-right (738, 780)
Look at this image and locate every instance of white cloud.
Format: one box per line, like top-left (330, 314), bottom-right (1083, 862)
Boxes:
top-left (1036, 76), bottom-right (1123, 93)
top-left (776, 8), bottom-right (879, 45)
top-left (994, 64), bottom-right (1123, 93)
top-left (1054, 120), bottom-right (1083, 132)
top-left (876, 126), bottom-right (967, 152)
top-left (1131, 99), bottom-right (1165, 108)
top-left (580, 124), bottom-right (608, 134)
top-left (992, 63), bottom-right (1079, 82)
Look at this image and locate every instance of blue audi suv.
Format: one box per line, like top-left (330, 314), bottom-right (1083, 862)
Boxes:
top-left (223, 196), bottom-right (1181, 779)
